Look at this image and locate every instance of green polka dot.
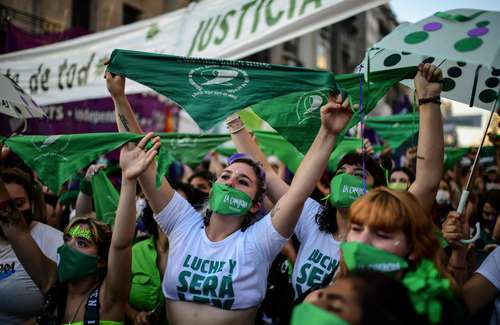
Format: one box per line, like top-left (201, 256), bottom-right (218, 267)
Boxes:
top-left (476, 20), bottom-right (490, 27)
top-left (404, 31), bottom-right (429, 44)
top-left (383, 54), bottom-right (402, 67)
top-left (479, 89), bottom-right (498, 103)
top-left (442, 78), bottom-right (456, 92)
top-left (454, 37), bottom-right (483, 52)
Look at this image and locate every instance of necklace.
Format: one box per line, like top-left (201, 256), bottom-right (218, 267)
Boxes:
top-left (66, 294), bottom-right (87, 324)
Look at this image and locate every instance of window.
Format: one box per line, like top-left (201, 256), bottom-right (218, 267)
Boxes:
top-left (72, 0), bottom-right (91, 29)
top-left (123, 4), bottom-right (141, 25)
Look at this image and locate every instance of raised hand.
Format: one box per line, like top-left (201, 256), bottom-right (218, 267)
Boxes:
top-left (120, 132), bottom-right (160, 180)
top-left (84, 163), bottom-right (107, 180)
top-left (442, 211), bottom-right (470, 249)
top-left (105, 71), bottom-right (126, 98)
top-left (414, 63), bottom-right (443, 99)
top-left (320, 93), bottom-right (353, 135)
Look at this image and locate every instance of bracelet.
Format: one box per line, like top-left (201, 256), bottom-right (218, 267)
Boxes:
top-left (79, 178), bottom-right (93, 195)
top-left (418, 96), bottom-right (441, 106)
top-left (225, 115), bottom-right (245, 134)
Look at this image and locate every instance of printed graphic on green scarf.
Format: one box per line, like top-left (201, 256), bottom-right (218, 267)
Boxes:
top-left (209, 183), bottom-right (252, 216)
top-left (57, 244), bottom-right (99, 282)
top-left (365, 112), bottom-right (419, 149)
top-left (341, 241), bottom-right (409, 273)
top-left (291, 303), bottom-right (349, 325)
top-left (329, 174), bottom-right (368, 208)
top-left (402, 259), bottom-right (453, 324)
top-left (177, 254), bottom-right (237, 309)
top-left (68, 224), bottom-right (93, 241)
top-left (106, 49), bottom-right (337, 131)
top-left (91, 170), bottom-right (119, 225)
top-left (362, 9), bottom-right (500, 112)
top-left (294, 249), bottom-right (339, 298)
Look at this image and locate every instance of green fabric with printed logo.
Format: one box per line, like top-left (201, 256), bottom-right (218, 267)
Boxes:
top-left (252, 67), bottom-right (417, 154)
top-left (341, 241), bottom-right (409, 274)
top-left (291, 303), bottom-right (350, 325)
top-left (5, 133), bottom-right (229, 193)
top-left (91, 170), bottom-right (119, 225)
top-left (106, 49), bottom-right (339, 131)
top-left (208, 183), bottom-right (253, 216)
top-left (365, 112), bottom-right (419, 149)
top-left (329, 174), bottom-right (369, 208)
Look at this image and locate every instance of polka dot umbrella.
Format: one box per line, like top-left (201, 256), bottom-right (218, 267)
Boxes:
top-left (0, 73), bottom-right (45, 119)
top-left (362, 8), bottom-right (499, 111)
top-left (362, 8), bottom-right (500, 242)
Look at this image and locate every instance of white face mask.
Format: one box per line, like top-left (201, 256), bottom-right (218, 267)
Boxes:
top-left (436, 190), bottom-right (451, 205)
top-left (486, 182), bottom-right (500, 191)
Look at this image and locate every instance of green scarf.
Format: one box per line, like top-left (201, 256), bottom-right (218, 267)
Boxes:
top-left (5, 133), bottom-right (229, 193)
top-left (365, 112), bottom-right (419, 149)
top-left (91, 170), bottom-right (119, 225)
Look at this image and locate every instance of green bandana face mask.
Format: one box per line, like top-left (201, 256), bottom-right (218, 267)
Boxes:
top-left (291, 303), bottom-right (350, 325)
top-left (329, 173), bottom-right (369, 208)
top-left (57, 244), bottom-right (99, 283)
top-left (388, 182), bottom-right (408, 191)
top-left (341, 241), bottom-right (409, 274)
top-left (208, 183), bottom-right (253, 216)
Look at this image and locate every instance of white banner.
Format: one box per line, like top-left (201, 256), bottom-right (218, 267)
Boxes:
top-left (0, 0), bottom-right (387, 106)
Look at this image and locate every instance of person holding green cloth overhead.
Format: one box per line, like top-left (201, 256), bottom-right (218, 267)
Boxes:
top-left (105, 70), bottom-right (353, 324)
top-left (0, 135), bottom-right (161, 324)
top-left (227, 63), bottom-right (446, 301)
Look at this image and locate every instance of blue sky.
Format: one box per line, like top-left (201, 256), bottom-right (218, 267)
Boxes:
top-left (390, 0), bottom-right (500, 22)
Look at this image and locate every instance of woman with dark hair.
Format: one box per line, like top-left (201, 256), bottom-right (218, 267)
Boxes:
top-left (297, 270), bottom-right (426, 325)
top-left (107, 72), bottom-right (353, 324)
top-left (0, 167), bottom-right (63, 324)
top-left (388, 166), bottom-right (415, 191)
top-left (228, 63), bottom-right (445, 300)
top-left (0, 137), bottom-right (158, 324)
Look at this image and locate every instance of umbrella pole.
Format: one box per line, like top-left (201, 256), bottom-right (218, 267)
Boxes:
top-left (458, 97), bottom-right (498, 243)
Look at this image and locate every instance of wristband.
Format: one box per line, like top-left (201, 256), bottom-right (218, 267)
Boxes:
top-left (225, 115), bottom-right (245, 134)
top-left (80, 178), bottom-right (93, 195)
top-left (418, 96), bottom-right (441, 106)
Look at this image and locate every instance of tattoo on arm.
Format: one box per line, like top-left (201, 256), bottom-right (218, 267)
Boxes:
top-left (270, 202), bottom-right (281, 218)
top-left (417, 155), bottom-right (425, 160)
top-left (118, 113), bottom-right (131, 132)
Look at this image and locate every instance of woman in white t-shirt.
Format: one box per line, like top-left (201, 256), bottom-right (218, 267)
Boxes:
top-left (107, 72), bottom-right (353, 325)
top-left (229, 64), bottom-right (445, 300)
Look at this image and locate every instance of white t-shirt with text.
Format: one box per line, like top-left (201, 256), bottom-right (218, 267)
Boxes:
top-left (476, 245), bottom-right (500, 325)
top-left (155, 192), bottom-right (288, 310)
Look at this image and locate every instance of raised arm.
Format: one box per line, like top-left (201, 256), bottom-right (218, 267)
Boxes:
top-left (105, 134), bottom-right (160, 304)
top-left (409, 63), bottom-right (444, 213)
top-left (0, 179), bottom-right (57, 294)
top-left (106, 73), bottom-right (174, 214)
top-left (75, 164), bottom-right (107, 216)
top-left (270, 94), bottom-right (352, 237)
top-left (227, 115), bottom-right (290, 203)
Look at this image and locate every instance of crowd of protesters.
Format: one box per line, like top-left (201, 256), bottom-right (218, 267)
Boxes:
top-left (0, 62), bottom-right (500, 325)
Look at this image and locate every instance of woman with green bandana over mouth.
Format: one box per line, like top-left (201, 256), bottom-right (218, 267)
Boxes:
top-left (106, 71), bottom-right (352, 325)
top-left (0, 135), bottom-right (161, 325)
top-left (227, 63), bottom-right (445, 302)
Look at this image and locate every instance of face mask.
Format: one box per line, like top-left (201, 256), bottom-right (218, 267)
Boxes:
top-left (486, 182), bottom-right (500, 191)
top-left (329, 173), bottom-right (370, 208)
top-left (57, 243), bottom-right (99, 282)
top-left (435, 190), bottom-right (450, 206)
top-left (208, 183), bottom-right (253, 216)
top-left (388, 182), bottom-right (408, 191)
top-left (291, 302), bottom-right (349, 325)
top-left (341, 241), bottom-right (408, 275)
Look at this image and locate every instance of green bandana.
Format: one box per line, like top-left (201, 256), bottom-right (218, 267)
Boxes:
top-left (57, 244), bottom-right (99, 282)
top-left (388, 182), bottom-right (408, 191)
top-left (208, 183), bottom-right (253, 216)
top-left (402, 260), bottom-right (453, 324)
top-left (341, 242), bottom-right (409, 274)
top-left (68, 224), bottom-right (93, 241)
top-left (329, 174), bottom-right (368, 208)
top-left (5, 132), bottom-right (229, 193)
top-left (291, 303), bottom-right (350, 325)
top-left (365, 112), bottom-right (419, 149)
top-left (91, 170), bottom-right (119, 225)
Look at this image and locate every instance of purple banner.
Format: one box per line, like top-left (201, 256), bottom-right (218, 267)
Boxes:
top-left (2, 22), bottom-right (88, 53)
top-left (0, 94), bottom-right (178, 136)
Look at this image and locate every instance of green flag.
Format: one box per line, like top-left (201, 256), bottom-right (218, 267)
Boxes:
top-left (443, 147), bottom-right (469, 171)
top-left (365, 112), bottom-right (419, 149)
top-left (106, 49), bottom-right (338, 131)
top-left (91, 170), bottom-right (119, 225)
